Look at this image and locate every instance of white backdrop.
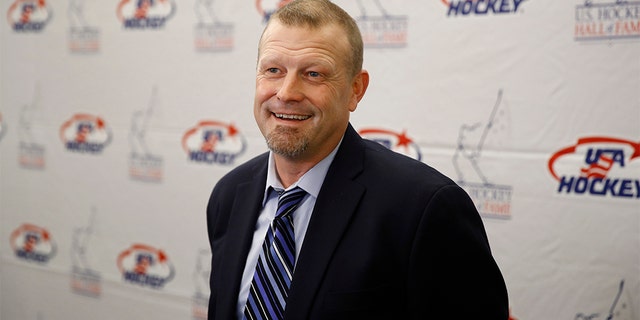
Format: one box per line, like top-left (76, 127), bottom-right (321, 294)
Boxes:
top-left (1, 0), bottom-right (639, 319)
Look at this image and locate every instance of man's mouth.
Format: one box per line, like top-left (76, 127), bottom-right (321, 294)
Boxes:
top-left (274, 113), bottom-right (311, 121)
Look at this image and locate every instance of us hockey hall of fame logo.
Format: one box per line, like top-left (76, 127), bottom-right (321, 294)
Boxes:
top-left (194, 0), bottom-right (234, 52)
top-left (575, 279), bottom-right (633, 320)
top-left (6, 0), bottom-right (52, 32)
top-left (575, 0), bottom-right (640, 42)
top-left (191, 249), bottom-right (211, 320)
top-left (452, 89), bottom-right (514, 219)
top-left (19, 85), bottom-right (46, 170)
top-left (10, 223), bottom-right (57, 264)
top-left (129, 87), bottom-right (163, 182)
top-left (355, 0), bottom-right (408, 48)
top-left (70, 208), bottom-right (102, 298)
top-left (68, 0), bottom-right (100, 53)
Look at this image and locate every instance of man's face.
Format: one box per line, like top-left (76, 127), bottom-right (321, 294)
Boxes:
top-left (254, 20), bottom-right (365, 162)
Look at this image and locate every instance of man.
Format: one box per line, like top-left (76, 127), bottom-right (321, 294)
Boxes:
top-left (207, 0), bottom-right (509, 319)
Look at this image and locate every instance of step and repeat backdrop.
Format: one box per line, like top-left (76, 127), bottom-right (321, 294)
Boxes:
top-left (1, 0), bottom-right (639, 319)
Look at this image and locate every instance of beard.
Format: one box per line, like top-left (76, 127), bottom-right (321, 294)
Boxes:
top-left (265, 125), bottom-right (309, 158)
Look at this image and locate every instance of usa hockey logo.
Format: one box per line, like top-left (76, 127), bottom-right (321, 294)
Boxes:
top-left (359, 127), bottom-right (422, 161)
top-left (7, 0), bottom-right (52, 32)
top-left (60, 113), bottom-right (112, 154)
top-left (575, 0), bottom-right (640, 41)
top-left (117, 244), bottom-right (175, 289)
top-left (117, 0), bottom-right (175, 30)
top-left (10, 223), bottom-right (57, 264)
top-left (548, 136), bottom-right (640, 199)
top-left (442, 0), bottom-right (527, 17)
top-left (182, 120), bottom-right (246, 165)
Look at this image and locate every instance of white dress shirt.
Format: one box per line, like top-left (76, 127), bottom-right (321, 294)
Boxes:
top-left (236, 143), bottom-right (341, 318)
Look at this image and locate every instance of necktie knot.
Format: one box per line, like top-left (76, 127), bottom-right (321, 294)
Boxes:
top-left (275, 187), bottom-right (307, 219)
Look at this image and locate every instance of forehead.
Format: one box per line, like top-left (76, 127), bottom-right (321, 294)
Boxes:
top-left (258, 21), bottom-right (349, 61)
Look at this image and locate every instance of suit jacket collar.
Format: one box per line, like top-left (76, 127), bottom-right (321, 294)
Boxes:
top-left (216, 154), bottom-right (268, 319)
top-left (217, 124), bottom-right (366, 319)
top-left (285, 123), bottom-right (366, 319)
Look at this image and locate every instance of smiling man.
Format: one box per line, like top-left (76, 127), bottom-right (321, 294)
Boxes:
top-left (206, 1), bottom-right (508, 319)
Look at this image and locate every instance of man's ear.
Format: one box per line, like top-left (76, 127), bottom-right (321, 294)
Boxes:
top-left (349, 70), bottom-right (370, 112)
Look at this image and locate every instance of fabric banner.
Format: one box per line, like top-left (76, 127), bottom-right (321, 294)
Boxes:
top-left (1, 0), bottom-right (638, 319)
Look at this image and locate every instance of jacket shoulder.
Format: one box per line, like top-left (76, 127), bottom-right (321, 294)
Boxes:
top-left (212, 152), bottom-right (268, 193)
top-left (361, 139), bottom-right (456, 190)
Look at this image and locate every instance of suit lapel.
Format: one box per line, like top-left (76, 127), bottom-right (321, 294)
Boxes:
top-left (285, 125), bottom-right (366, 319)
top-left (215, 158), bottom-right (267, 319)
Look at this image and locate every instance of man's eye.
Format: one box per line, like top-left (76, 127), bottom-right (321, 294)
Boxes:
top-left (266, 68), bottom-right (279, 73)
top-left (308, 71), bottom-right (320, 78)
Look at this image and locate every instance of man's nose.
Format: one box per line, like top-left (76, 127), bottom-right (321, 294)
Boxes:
top-left (276, 73), bottom-right (304, 102)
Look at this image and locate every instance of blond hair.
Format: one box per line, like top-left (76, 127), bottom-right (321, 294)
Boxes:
top-left (262, 0), bottom-right (364, 78)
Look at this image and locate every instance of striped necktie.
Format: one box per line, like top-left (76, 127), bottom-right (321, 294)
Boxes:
top-left (243, 187), bottom-right (307, 320)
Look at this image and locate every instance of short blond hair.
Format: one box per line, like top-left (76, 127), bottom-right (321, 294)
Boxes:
top-left (262, 0), bottom-right (364, 78)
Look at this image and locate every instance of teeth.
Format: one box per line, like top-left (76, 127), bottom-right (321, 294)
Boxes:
top-left (275, 113), bottom-right (310, 120)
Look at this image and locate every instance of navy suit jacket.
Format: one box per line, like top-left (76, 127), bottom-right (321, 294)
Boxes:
top-left (207, 124), bottom-right (509, 319)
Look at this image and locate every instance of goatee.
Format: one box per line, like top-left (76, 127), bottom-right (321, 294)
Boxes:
top-left (265, 125), bottom-right (308, 158)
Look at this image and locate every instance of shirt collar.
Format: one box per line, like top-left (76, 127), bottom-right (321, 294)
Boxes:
top-left (262, 138), bottom-right (342, 205)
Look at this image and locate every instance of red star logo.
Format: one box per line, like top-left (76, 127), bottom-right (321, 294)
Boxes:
top-left (396, 130), bottom-right (413, 149)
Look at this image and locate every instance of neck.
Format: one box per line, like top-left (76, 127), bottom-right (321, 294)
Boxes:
top-left (272, 126), bottom-right (348, 188)
top-left (273, 139), bottom-right (341, 188)
top-left (273, 154), bottom-right (319, 188)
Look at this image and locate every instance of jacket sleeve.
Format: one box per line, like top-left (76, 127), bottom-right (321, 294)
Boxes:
top-left (207, 185), bottom-right (220, 320)
top-left (407, 184), bottom-right (509, 319)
